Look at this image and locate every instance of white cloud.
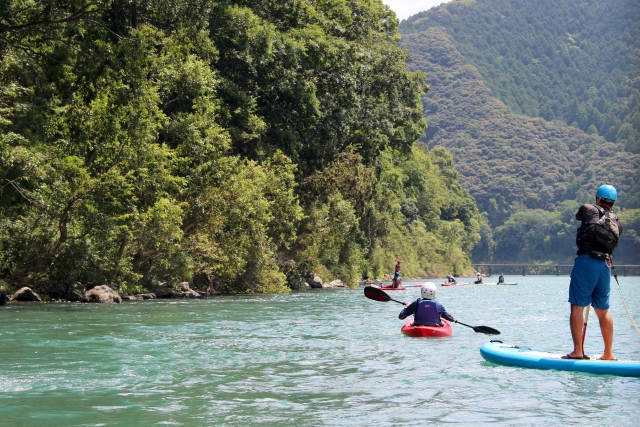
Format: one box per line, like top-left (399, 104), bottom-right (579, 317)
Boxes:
top-left (382, 0), bottom-right (453, 21)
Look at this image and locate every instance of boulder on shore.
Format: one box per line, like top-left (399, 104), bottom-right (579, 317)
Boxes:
top-left (155, 287), bottom-right (175, 298)
top-left (177, 289), bottom-right (201, 298)
top-left (12, 287), bottom-right (42, 302)
top-left (83, 285), bottom-right (122, 304)
top-left (323, 279), bottom-right (345, 288)
top-left (305, 274), bottom-right (324, 289)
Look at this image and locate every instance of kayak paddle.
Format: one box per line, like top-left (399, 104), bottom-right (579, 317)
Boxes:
top-left (363, 286), bottom-right (501, 335)
top-left (363, 285), bottom-right (406, 305)
top-left (453, 320), bottom-right (500, 335)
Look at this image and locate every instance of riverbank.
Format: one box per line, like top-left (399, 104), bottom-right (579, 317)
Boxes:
top-left (1, 271), bottom-right (482, 304)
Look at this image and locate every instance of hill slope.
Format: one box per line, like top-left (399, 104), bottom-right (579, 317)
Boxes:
top-left (401, 28), bottom-right (640, 220)
top-left (400, 0), bottom-right (640, 152)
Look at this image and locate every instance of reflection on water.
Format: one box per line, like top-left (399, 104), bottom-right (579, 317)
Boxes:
top-left (1, 276), bottom-right (639, 426)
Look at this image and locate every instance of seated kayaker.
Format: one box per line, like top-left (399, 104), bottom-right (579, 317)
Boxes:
top-left (398, 283), bottom-right (456, 326)
top-left (474, 273), bottom-right (483, 284)
top-left (498, 273), bottom-right (505, 284)
top-left (391, 260), bottom-right (402, 288)
top-left (446, 275), bottom-right (457, 284)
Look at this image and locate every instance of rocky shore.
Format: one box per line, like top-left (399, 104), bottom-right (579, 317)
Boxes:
top-left (0, 275), bottom-right (349, 304)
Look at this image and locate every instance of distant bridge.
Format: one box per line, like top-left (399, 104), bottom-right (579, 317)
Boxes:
top-left (471, 263), bottom-right (640, 277)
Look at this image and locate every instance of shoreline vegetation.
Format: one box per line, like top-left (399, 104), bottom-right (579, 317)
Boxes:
top-left (0, 1), bottom-right (482, 301)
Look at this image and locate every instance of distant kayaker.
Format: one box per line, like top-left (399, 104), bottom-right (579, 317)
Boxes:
top-left (474, 273), bottom-right (483, 284)
top-left (392, 260), bottom-right (402, 288)
top-left (399, 283), bottom-right (456, 326)
top-left (564, 184), bottom-right (622, 361)
top-left (446, 275), bottom-right (457, 284)
top-left (498, 273), bottom-right (505, 284)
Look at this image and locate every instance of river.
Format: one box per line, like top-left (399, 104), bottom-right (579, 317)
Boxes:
top-left (1, 275), bottom-right (639, 426)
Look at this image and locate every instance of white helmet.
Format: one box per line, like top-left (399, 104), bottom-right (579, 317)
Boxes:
top-left (421, 282), bottom-right (437, 300)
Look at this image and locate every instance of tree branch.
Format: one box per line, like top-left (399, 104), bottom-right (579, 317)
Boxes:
top-left (0, 5), bottom-right (98, 34)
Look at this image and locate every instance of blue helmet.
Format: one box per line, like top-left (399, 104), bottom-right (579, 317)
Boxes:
top-left (596, 185), bottom-right (617, 203)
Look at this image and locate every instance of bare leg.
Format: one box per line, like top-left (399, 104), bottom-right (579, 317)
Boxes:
top-left (593, 307), bottom-right (615, 360)
top-left (567, 304), bottom-right (585, 358)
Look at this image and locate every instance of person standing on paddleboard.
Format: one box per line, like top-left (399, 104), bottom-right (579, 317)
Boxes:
top-left (565, 184), bottom-right (622, 361)
top-left (399, 283), bottom-right (456, 326)
top-left (392, 260), bottom-right (402, 288)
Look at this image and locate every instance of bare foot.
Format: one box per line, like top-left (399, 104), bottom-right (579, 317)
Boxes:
top-left (597, 356), bottom-right (617, 361)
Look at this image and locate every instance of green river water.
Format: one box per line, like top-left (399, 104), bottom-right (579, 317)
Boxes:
top-left (1, 276), bottom-right (639, 426)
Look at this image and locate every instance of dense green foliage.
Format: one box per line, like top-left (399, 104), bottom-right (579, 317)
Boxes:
top-left (0, 0), bottom-right (481, 297)
top-left (401, 0), bottom-right (640, 152)
top-left (398, 3), bottom-right (640, 264)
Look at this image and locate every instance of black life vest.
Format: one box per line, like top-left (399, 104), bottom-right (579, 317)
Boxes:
top-left (576, 205), bottom-right (620, 254)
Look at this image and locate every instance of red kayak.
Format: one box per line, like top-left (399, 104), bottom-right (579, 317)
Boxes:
top-left (376, 286), bottom-right (408, 291)
top-left (440, 282), bottom-right (467, 287)
top-left (401, 319), bottom-right (453, 337)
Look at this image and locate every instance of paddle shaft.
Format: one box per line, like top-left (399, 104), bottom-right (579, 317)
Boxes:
top-left (455, 320), bottom-right (476, 329)
top-left (581, 304), bottom-right (590, 352)
top-left (387, 296), bottom-right (406, 305)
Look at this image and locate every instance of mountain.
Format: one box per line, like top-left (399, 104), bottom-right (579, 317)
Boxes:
top-left (401, 27), bottom-right (639, 218)
top-left (397, 0), bottom-right (640, 263)
top-left (400, 0), bottom-right (640, 152)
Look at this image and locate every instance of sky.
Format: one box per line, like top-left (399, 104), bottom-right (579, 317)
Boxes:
top-left (382, 0), bottom-right (453, 21)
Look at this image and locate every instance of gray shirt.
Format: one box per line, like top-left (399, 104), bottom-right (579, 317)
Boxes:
top-left (575, 204), bottom-right (622, 235)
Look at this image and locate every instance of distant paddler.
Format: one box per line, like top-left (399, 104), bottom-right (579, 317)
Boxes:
top-left (446, 275), bottom-right (457, 284)
top-left (391, 260), bottom-right (402, 288)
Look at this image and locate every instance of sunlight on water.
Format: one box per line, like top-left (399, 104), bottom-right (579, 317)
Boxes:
top-left (1, 276), bottom-right (639, 426)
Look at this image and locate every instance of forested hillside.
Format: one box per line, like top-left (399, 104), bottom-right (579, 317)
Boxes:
top-left (398, 1), bottom-right (640, 264)
top-left (401, 0), bottom-right (640, 152)
top-left (0, 0), bottom-right (481, 298)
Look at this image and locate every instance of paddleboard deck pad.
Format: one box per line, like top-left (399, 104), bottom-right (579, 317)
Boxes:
top-left (480, 341), bottom-right (640, 377)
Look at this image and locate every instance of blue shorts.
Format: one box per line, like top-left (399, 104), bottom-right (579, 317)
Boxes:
top-left (568, 254), bottom-right (611, 309)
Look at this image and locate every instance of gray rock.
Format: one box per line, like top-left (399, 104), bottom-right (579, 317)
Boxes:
top-left (12, 287), bottom-right (42, 302)
top-left (121, 295), bottom-right (140, 301)
top-left (323, 279), bottom-right (345, 288)
top-left (179, 282), bottom-right (190, 292)
top-left (305, 274), bottom-right (324, 289)
top-left (83, 285), bottom-right (122, 304)
top-left (183, 289), bottom-right (200, 298)
top-left (138, 293), bottom-right (156, 300)
top-left (155, 287), bottom-right (175, 298)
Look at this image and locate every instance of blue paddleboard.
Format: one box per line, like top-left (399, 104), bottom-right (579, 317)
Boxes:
top-left (480, 341), bottom-right (640, 377)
